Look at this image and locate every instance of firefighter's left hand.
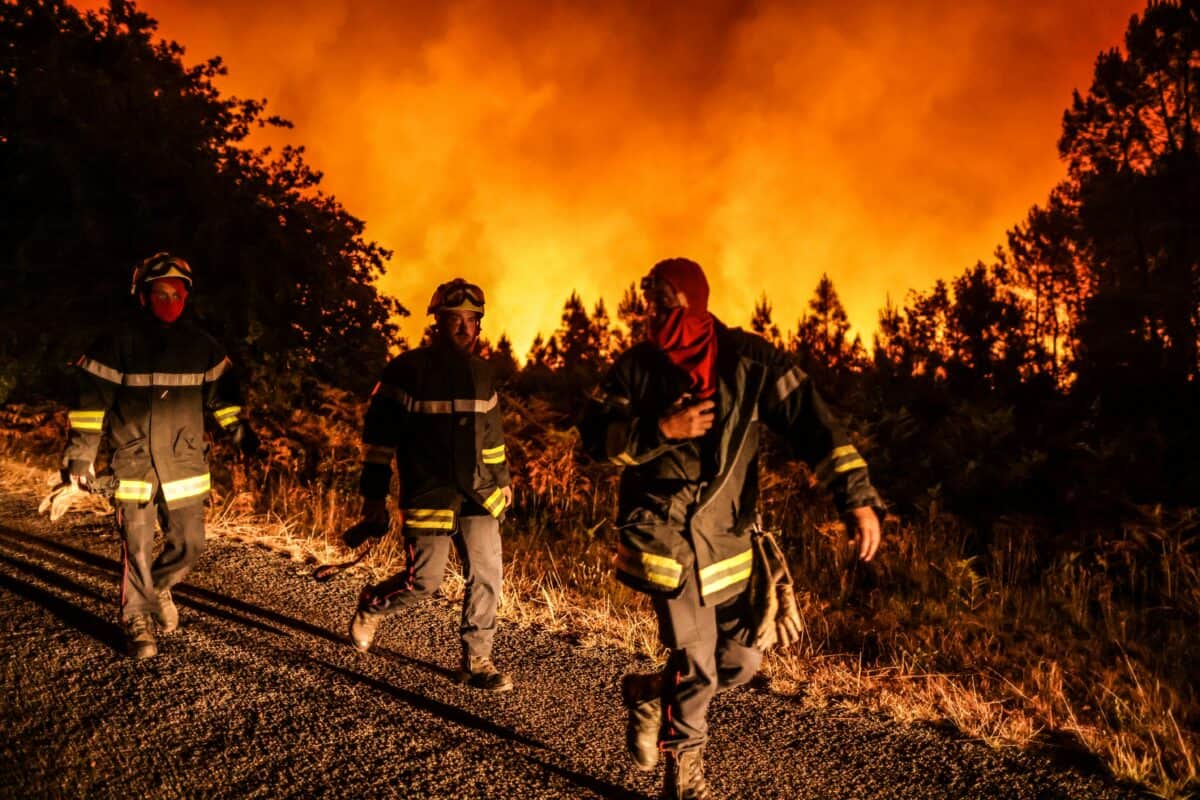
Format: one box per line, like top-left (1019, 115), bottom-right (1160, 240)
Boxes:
top-left (846, 506), bottom-right (881, 562)
top-left (500, 486), bottom-right (513, 510)
top-left (231, 423), bottom-right (261, 458)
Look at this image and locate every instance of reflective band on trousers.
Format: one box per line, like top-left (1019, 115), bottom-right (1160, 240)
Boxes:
top-left (362, 444), bottom-right (394, 465)
top-left (814, 444), bottom-right (868, 486)
top-left (482, 488), bottom-right (506, 517)
top-left (374, 384), bottom-right (499, 415)
top-left (161, 473), bottom-right (211, 504)
top-left (213, 405), bottom-right (241, 428)
top-left (610, 451), bottom-right (637, 466)
top-left (68, 409), bottom-right (105, 432)
top-left (114, 479), bottom-right (154, 503)
top-left (614, 542), bottom-right (683, 590)
top-left (404, 509), bottom-right (456, 530)
top-left (481, 444), bottom-right (506, 465)
top-left (699, 548), bottom-right (753, 597)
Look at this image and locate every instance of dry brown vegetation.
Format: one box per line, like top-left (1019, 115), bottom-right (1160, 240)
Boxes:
top-left (2, 394), bottom-right (1196, 799)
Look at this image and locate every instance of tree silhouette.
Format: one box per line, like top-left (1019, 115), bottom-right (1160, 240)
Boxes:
top-left (750, 293), bottom-right (782, 347)
top-left (0, 0), bottom-right (403, 401)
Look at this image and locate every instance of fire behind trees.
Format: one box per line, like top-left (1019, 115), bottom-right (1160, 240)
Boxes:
top-left (1, 0), bottom-right (1198, 526)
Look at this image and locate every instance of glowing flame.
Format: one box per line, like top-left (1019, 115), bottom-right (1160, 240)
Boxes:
top-left (86, 0), bottom-right (1145, 356)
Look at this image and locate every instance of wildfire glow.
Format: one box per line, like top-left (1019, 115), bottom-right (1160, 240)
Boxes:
top-left (89, 0), bottom-right (1144, 356)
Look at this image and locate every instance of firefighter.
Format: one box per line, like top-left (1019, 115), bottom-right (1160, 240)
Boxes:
top-left (578, 258), bottom-right (884, 799)
top-left (346, 278), bottom-right (514, 692)
top-left (58, 253), bottom-right (256, 659)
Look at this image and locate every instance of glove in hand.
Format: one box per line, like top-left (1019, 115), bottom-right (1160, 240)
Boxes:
top-left (38, 471), bottom-right (84, 522)
top-left (342, 518), bottom-right (388, 550)
top-left (231, 423), bottom-right (261, 458)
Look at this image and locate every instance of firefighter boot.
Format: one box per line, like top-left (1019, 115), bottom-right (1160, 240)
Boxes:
top-left (621, 672), bottom-right (662, 771)
top-left (458, 655), bottom-right (514, 692)
top-left (348, 606), bottom-right (382, 653)
top-left (125, 614), bottom-right (158, 659)
top-left (154, 588), bottom-right (179, 634)
top-left (662, 749), bottom-right (712, 800)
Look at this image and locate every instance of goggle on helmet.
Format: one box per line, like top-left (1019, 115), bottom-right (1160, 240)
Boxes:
top-left (428, 278), bottom-right (485, 316)
top-left (131, 252), bottom-right (194, 295)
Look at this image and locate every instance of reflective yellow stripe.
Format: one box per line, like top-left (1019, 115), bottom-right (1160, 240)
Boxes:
top-left (114, 480), bottom-right (154, 503)
top-left (699, 548), bottom-right (754, 597)
top-left (614, 543), bottom-right (683, 590)
top-left (481, 444), bottom-right (506, 465)
top-left (700, 565), bottom-right (753, 596)
top-left (363, 444), bottom-right (394, 465)
top-left (482, 488), bottom-right (506, 517)
top-left (610, 452), bottom-right (637, 466)
top-left (161, 473), bottom-right (211, 504)
top-left (213, 405), bottom-right (242, 428)
top-left (403, 508), bottom-right (456, 530)
top-left (815, 445), bottom-right (866, 485)
top-left (68, 410), bottom-right (105, 432)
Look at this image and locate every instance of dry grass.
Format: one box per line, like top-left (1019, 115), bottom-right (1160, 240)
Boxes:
top-left (2, 393), bottom-right (1197, 798)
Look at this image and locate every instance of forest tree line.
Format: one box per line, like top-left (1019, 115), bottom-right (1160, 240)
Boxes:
top-left (2, 0), bottom-right (1197, 531)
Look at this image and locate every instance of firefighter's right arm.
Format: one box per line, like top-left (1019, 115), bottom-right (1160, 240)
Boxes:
top-left (63, 337), bottom-right (121, 481)
top-left (578, 358), bottom-right (675, 467)
top-left (359, 375), bottom-right (404, 528)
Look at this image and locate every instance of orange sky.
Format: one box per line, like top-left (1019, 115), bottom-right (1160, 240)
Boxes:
top-left (96, 0), bottom-right (1144, 355)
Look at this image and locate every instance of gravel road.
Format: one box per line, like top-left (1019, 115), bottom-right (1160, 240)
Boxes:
top-left (0, 491), bottom-right (1146, 799)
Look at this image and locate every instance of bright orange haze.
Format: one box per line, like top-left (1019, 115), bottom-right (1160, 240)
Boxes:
top-left (88, 1), bottom-right (1144, 357)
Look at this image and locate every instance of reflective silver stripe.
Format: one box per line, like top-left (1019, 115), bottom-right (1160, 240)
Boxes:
top-left (614, 542), bottom-right (683, 590)
top-left (482, 488), bottom-right (506, 517)
top-left (123, 372), bottom-right (206, 387)
top-left (363, 444), bottom-right (394, 465)
top-left (815, 445), bottom-right (867, 485)
top-left (114, 479), bottom-right (154, 503)
top-left (699, 548), bottom-right (754, 597)
top-left (404, 508), bottom-right (456, 530)
top-left (79, 358), bottom-right (123, 384)
top-left (68, 410), bottom-right (105, 432)
top-left (372, 384), bottom-right (498, 415)
top-left (161, 473), bottom-right (211, 503)
top-left (775, 367), bottom-right (805, 401)
top-left (204, 357), bottom-right (232, 382)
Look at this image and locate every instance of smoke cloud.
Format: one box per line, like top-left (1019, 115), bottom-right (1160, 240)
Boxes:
top-left (100, 0), bottom-right (1144, 354)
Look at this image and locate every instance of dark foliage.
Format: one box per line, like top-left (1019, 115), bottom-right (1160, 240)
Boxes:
top-left (0, 0), bottom-right (405, 403)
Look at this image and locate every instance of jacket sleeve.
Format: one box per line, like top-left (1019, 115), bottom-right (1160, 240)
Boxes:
top-left (578, 356), bottom-right (674, 467)
top-left (359, 369), bottom-right (406, 500)
top-left (758, 356), bottom-right (883, 514)
top-left (64, 336), bottom-right (121, 476)
top-left (481, 393), bottom-right (511, 488)
top-left (202, 344), bottom-right (244, 433)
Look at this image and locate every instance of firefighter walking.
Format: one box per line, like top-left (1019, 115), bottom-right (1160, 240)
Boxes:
top-left (52, 253), bottom-right (256, 658)
top-left (579, 258), bottom-right (884, 799)
top-left (347, 278), bottom-right (514, 692)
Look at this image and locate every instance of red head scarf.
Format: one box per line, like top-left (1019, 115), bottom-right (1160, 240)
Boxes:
top-left (648, 258), bottom-right (717, 399)
top-left (146, 277), bottom-right (189, 324)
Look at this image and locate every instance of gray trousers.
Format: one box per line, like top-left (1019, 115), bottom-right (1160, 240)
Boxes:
top-left (362, 515), bottom-right (502, 659)
top-left (119, 501), bottom-right (205, 621)
top-left (652, 575), bottom-right (763, 752)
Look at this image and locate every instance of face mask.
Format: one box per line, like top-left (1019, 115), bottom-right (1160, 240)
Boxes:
top-left (146, 278), bottom-right (188, 323)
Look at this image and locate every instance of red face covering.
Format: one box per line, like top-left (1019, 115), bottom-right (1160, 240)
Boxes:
top-left (648, 259), bottom-right (718, 399)
top-left (147, 278), bottom-right (188, 324)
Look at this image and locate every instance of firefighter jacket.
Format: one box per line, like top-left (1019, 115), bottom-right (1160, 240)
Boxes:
top-left (579, 320), bottom-right (883, 606)
top-left (64, 315), bottom-right (244, 510)
top-left (359, 340), bottom-right (511, 534)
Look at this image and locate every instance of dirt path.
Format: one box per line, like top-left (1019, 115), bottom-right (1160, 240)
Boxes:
top-left (0, 492), bottom-right (1145, 799)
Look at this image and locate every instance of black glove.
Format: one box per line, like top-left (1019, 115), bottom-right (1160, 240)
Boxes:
top-left (231, 422), bottom-right (261, 458)
top-left (342, 518), bottom-right (388, 549)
